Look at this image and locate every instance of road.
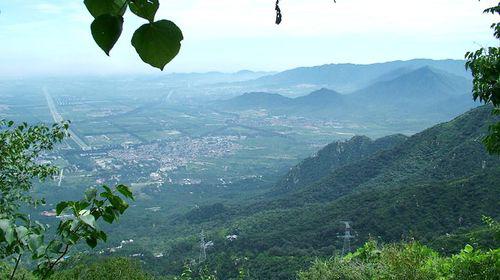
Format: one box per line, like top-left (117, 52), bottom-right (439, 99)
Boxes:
top-left (43, 87), bottom-right (91, 151)
top-left (57, 168), bottom-right (64, 187)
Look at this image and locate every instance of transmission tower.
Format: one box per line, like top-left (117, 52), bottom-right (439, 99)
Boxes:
top-left (199, 230), bottom-right (207, 263)
top-left (338, 221), bottom-right (355, 256)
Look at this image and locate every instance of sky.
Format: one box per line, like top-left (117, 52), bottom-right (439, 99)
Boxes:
top-left (0, 0), bottom-right (498, 77)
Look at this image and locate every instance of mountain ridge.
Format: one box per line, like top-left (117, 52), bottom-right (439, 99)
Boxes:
top-left (216, 66), bottom-right (476, 123)
top-left (232, 59), bottom-right (471, 93)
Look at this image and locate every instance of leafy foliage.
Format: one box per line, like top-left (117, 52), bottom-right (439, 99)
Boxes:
top-left (0, 120), bottom-right (68, 216)
top-left (298, 241), bottom-right (500, 280)
top-left (0, 120), bottom-right (68, 279)
top-left (0, 120), bottom-right (134, 279)
top-left (48, 257), bottom-right (153, 280)
top-left (83, 0), bottom-right (183, 70)
top-left (466, 2), bottom-right (500, 154)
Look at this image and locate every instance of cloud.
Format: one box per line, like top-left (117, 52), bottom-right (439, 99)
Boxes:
top-left (156, 0), bottom-right (497, 39)
top-left (0, 0), bottom-right (498, 76)
top-left (34, 3), bottom-right (63, 14)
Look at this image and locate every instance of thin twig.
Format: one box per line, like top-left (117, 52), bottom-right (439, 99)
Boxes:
top-left (275, 0), bottom-right (282, 25)
top-left (41, 244), bottom-right (69, 280)
top-left (10, 253), bottom-right (22, 280)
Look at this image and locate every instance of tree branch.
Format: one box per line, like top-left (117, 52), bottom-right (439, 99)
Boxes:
top-left (41, 244), bottom-right (69, 280)
top-left (10, 253), bottom-right (22, 280)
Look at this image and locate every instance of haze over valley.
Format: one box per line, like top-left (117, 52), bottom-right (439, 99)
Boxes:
top-left (2, 56), bottom-right (498, 279)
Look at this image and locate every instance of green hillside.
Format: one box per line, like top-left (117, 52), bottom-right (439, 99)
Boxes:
top-left (284, 104), bottom-right (499, 204)
top-left (272, 134), bottom-right (408, 195)
top-left (162, 105), bottom-right (499, 279)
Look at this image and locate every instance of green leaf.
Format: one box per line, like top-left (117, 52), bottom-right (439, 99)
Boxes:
top-left (84, 0), bottom-right (127, 18)
top-left (131, 20), bottom-right (183, 70)
top-left (47, 240), bottom-right (64, 254)
top-left (102, 185), bottom-right (112, 194)
top-left (70, 220), bottom-right (80, 232)
top-left (129, 0), bottom-right (159, 22)
top-left (5, 226), bottom-right (16, 245)
top-left (91, 14), bottom-right (124, 56)
top-left (85, 187), bottom-right (98, 201)
top-left (0, 219), bottom-right (10, 232)
top-left (102, 207), bottom-right (115, 223)
top-left (80, 213), bottom-right (97, 229)
top-left (464, 244), bottom-right (474, 253)
top-left (27, 234), bottom-right (43, 251)
top-left (116, 184), bottom-right (134, 200)
top-left (15, 226), bottom-right (28, 239)
top-left (86, 237), bottom-right (98, 248)
top-left (68, 232), bottom-right (80, 244)
top-left (56, 202), bottom-right (68, 215)
top-left (109, 195), bottom-right (129, 214)
top-left (76, 201), bottom-right (91, 213)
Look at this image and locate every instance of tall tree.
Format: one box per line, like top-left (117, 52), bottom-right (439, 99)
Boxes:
top-left (466, 2), bottom-right (500, 155)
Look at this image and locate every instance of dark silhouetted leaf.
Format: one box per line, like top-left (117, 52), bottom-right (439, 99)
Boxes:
top-left (129, 0), bottom-right (159, 22)
top-left (56, 202), bottom-right (68, 215)
top-left (91, 14), bottom-right (124, 56)
top-left (86, 236), bottom-right (98, 248)
top-left (131, 20), bottom-right (183, 70)
top-left (84, 0), bottom-right (127, 18)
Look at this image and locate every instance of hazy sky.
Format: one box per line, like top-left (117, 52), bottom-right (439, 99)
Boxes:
top-left (0, 0), bottom-right (498, 77)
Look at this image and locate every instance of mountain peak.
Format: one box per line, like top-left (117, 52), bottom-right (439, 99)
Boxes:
top-left (308, 88), bottom-right (342, 97)
top-left (294, 88), bottom-right (344, 106)
top-left (390, 66), bottom-right (441, 82)
top-left (353, 65), bottom-right (471, 103)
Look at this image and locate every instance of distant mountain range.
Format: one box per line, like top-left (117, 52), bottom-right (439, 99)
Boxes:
top-left (216, 66), bottom-right (476, 124)
top-left (147, 70), bottom-right (275, 86)
top-left (225, 59), bottom-right (471, 95)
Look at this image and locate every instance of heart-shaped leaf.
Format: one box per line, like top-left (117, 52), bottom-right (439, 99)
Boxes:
top-left (5, 226), bottom-right (16, 245)
top-left (80, 213), bottom-right (97, 229)
top-left (116, 184), bottom-right (134, 200)
top-left (27, 234), bottom-right (43, 251)
top-left (91, 14), bottom-right (124, 56)
top-left (129, 0), bottom-right (159, 22)
top-left (0, 219), bottom-right (10, 232)
top-left (86, 236), bottom-right (98, 248)
top-left (56, 201), bottom-right (68, 215)
top-left (84, 0), bottom-right (127, 18)
top-left (15, 226), bottom-right (28, 240)
top-left (131, 20), bottom-right (183, 70)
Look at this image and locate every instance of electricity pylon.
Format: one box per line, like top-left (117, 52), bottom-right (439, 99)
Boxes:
top-left (199, 230), bottom-right (207, 263)
top-left (338, 221), bottom-right (355, 256)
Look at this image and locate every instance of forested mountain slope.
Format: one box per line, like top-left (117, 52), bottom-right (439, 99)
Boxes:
top-left (269, 105), bottom-right (499, 205)
top-left (168, 105), bottom-right (499, 279)
top-left (272, 134), bottom-right (408, 194)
